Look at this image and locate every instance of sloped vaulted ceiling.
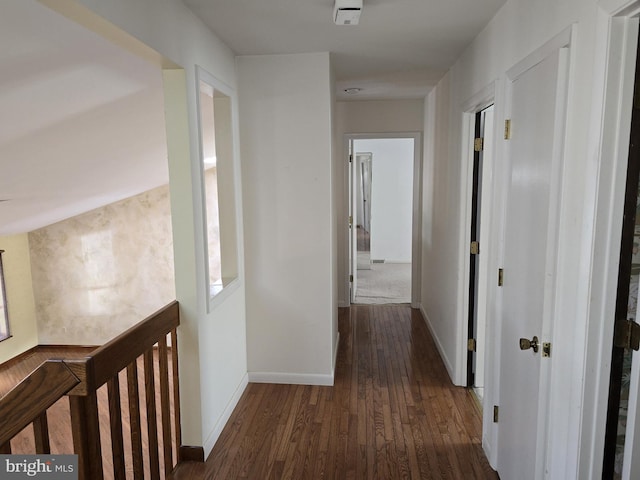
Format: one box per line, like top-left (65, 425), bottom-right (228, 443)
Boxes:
top-left (0, 0), bottom-right (168, 235)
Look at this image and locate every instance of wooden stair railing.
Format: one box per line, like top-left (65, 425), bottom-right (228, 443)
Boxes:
top-left (0, 300), bottom-right (183, 480)
top-left (0, 360), bottom-right (80, 453)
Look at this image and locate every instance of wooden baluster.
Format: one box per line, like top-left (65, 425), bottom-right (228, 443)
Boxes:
top-left (0, 441), bottom-right (11, 454)
top-left (144, 349), bottom-right (160, 480)
top-left (127, 360), bottom-right (144, 480)
top-left (107, 376), bottom-right (126, 480)
top-left (171, 328), bottom-right (182, 456)
top-left (158, 336), bottom-right (173, 475)
top-left (69, 392), bottom-right (103, 480)
top-left (33, 412), bottom-right (50, 454)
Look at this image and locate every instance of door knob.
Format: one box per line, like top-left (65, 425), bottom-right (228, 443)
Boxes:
top-left (519, 336), bottom-right (539, 353)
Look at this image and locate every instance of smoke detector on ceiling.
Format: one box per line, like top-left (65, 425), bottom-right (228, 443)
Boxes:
top-left (334, 0), bottom-right (363, 25)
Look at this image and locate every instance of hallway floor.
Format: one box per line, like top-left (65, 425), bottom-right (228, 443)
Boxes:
top-left (173, 305), bottom-right (496, 479)
top-left (355, 263), bottom-right (412, 304)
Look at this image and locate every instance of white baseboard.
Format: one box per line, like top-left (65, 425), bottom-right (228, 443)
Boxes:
top-left (248, 370), bottom-right (334, 386)
top-left (247, 334), bottom-right (339, 387)
top-left (419, 304), bottom-right (457, 383)
top-left (203, 372), bottom-right (249, 456)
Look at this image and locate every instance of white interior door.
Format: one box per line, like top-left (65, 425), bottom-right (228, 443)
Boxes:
top-left (497, 46), bottom-right (569, 479)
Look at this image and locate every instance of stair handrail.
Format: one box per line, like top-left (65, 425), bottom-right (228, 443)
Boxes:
top-left (0, 360), bottom-right (80, 449)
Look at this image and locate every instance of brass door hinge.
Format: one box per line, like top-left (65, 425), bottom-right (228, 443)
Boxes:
top-left (349, 215), bottom-right (353, 227)
top-left (470, 241), bottom-right (479, 255)
top-left (504, 119), bottom-right (511, 140)
top-left (467, 338), bottom-right (476, 352)
top-left (493, 405), bottom-right (499, 423)
top-left (614, 319), bottom-right (640, 350)
top-left (349, 274), bottom-right (354, 283)
top-left (474, 137), bottom-right (484, 152)
top-left (498, 268), bottom-right (504, 286)
top-left (349, 154), bottom-right (353, 163)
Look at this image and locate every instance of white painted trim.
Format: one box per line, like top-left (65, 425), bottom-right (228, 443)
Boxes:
top-left (333, 332), bottom-right (341, 375)
top-left (244, 334), bottom-right (339, 389)
top-left (459, 80), bottom-right (501, 468)
top-left (411, 134), bottom-right (423, 309)
top-left (343, 132), bottom-right (423, 308)
top-left (419, 304), bottom-right (456, 382)
top-left (202, 372), bottom-right (249, 456)
top-left (461, 82), bottom-right (497, 113)
top-left (248, 371), bottom-right (335, 386)
top-left (505, 27), bottom-right (573, 81)
top-left (194, 66), bottom-right (244, 315)
top-left (579, 4), bottom-right (640, 478)
top-left (458, 82), bottom-right (498, 390)
top-left (483, 76), bottom-right (508, 471)
top-left (343, 137), bottom-right (353, 306)
top-left (457, 111), bottom-right (475, 385)
top-left (539, 42), bottom-right (572, 479)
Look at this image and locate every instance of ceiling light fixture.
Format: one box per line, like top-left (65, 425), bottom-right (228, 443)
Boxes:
top-left (344, 87), bottom-right (363, 95)
top-left (334, 0), bottom-right (363, 25)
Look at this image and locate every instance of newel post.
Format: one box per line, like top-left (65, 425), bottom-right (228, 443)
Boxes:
top-left (65, 358), bottom-right (104, 480)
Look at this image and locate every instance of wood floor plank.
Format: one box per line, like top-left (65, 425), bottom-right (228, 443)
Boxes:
top-left (203, 305), bottom-right (497, 479)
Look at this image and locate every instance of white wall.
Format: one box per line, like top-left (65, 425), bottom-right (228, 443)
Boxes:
top-left (335, 99), bottom-right (423, 306)
top-left (421, 73), bottom-right (459, 380)
top-left (419, 0), bottom-right (610, 477)
top-left (353, 138), bottom-right (413, 263)
top-left (53, 0), bottom-right (248, 455)
top-left (238, 53), bottom-right (337, 385)
top-left (0, 234), bottom-right (38, 365)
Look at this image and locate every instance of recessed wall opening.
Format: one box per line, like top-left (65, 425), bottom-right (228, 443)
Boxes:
top-left (196, 69), bottom-right (239, 306)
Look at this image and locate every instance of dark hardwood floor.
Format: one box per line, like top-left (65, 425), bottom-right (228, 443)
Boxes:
top-left (2, 305), bottom-right (496, 479)
top-left (173, 304), bottom-right (497, 479)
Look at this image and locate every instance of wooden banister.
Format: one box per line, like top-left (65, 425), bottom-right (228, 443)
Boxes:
top-left (0, 301), bottom-right (182, 480)
top-left (0, 360), bottom-right (79, 446)
top-left (68, 301), bottom-right (180, 394)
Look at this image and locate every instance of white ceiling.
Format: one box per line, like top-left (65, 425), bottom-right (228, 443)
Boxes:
top-left (0, 0), bottom-right (507, 235)
top-left (183, 0), bottom-right (507, 100)
top-left (0, 0), bottom-right (168, 235)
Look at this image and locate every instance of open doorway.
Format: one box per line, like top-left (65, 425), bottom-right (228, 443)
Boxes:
top-left (349, 137), bottom-right (416, 304)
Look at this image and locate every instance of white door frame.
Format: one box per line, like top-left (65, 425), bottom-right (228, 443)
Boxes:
top-left (580, 2), bottom-right (640, 478)
top-left (343, 133), bottom-right (422, 308)
top-left (460, 83), bottom-right (500, 466)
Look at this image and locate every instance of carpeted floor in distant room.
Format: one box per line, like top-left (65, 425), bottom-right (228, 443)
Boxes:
top-left (354, 262), bottom-right (411, 304)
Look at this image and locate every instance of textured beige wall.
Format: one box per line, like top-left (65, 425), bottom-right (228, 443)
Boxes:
top-left (0, 234), bottom-right (38, 364)
top-left (29, 185), bottom-right (175, 345)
